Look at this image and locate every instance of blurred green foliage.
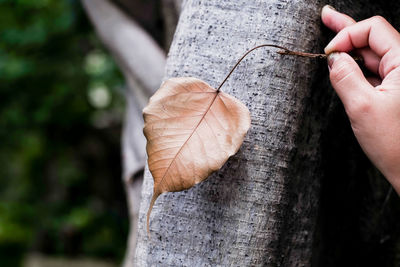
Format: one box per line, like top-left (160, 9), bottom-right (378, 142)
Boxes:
top-left (0, 0), bottom-right (128, 265)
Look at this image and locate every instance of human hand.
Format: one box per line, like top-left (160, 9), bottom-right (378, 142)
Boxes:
top-left (321, 5), bottom-right (400, 194)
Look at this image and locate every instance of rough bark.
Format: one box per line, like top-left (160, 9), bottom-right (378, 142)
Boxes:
top-left (134, 0), bottom-right (330, 266)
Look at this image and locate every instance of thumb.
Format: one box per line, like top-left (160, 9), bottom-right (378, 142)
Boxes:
top-left (328, 52), bottom-right (373, 109)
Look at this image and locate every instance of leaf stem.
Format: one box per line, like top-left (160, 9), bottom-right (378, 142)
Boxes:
top-left (216, 44), bottom-right (360, 92)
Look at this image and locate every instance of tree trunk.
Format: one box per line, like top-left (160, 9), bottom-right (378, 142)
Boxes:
top-left (134, 0), bottom-right (330, 265)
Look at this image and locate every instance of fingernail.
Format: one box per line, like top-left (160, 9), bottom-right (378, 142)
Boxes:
top-left (324, 40), bottom-right (335, 54)
top-left (325, 5), bottom-right (336, 10)
top-left (321, 5), bottom-right (336, 19)
top-left (327, 52), bottom-right (340, 71)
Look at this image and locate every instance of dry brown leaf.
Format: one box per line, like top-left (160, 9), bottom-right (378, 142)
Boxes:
top-left (143, 77), bottom-right (251, 233)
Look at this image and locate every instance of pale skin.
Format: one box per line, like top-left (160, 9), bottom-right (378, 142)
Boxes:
top-left (321, 5), bottom-right (400, 194)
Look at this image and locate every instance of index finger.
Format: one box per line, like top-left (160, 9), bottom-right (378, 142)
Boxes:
top-left (321, 6), bottom-right (382, 76)
top-left (321, 5), bottom-right (355, 33)
top-left (324, 16), bottom-right (400, 57)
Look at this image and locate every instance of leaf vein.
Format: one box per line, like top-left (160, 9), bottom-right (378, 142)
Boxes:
top-left (157, 92), bottom-right (219, 189)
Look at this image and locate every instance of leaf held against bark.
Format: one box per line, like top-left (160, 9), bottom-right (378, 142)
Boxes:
top-left (143, 77), bottom-right (251, 233)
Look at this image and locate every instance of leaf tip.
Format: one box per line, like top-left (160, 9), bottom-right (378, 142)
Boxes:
top-left (146, 191), bottom-right (161, 235)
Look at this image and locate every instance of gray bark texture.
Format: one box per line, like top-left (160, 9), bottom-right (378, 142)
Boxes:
top-left (135, 0), bottom-right (328, 266)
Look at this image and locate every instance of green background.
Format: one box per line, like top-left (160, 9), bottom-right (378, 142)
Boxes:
top-left (0, 0), bottom-right (128, 265)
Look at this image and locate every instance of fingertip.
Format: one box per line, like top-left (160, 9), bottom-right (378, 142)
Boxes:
top-left (324, 29), bottom-right (355, 54)
top-left (321, 5), bottom-right (356, 32)
top-left (328, 52), bottom-right (372, 98)
top-left (321, 5), bottom-right (334, 26)
top-left (327, 52), bottom-right (340, 70)
top-left (329, 52), bottom-right (359, 75)
top-left (327, 52), bottom-right (373, 112)
top-left (321, 5), bottom-right (336, 20)
top-left (324, 41), bottom-right (335, 54)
